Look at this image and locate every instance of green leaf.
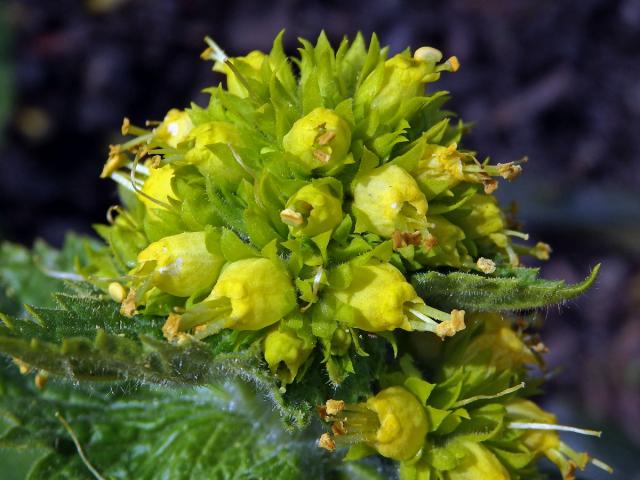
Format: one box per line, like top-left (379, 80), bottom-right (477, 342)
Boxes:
top-left (411, 264), bottom-right (600, 312)
top-left (0, 369), bottom-right (331, 480)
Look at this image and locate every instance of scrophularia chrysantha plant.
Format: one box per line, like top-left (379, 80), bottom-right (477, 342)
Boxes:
top-left (0, 32), bottom-right (611, 479)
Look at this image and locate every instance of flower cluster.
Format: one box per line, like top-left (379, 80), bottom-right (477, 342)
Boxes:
top-left (84, 32), bottom-right (610, 478)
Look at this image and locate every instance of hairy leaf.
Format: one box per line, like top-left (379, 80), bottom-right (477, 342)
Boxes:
top-left (411, 264), bottom-right (600, 312)
top-left (0, 369), bottom-right (341, 480)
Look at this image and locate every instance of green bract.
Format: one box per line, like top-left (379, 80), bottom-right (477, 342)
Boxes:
top-left (0, 31), bottom-right (604, 480)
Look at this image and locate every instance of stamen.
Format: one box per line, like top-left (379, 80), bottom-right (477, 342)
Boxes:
top-left (110, 171), bottom-right (139, 193)
top-left (313, 149), bottom-right (331, 164)
top-left (508, 422), bottom-right (602, 438)
top-left (120, 132), bottom-right (153, 151)
top-left (280, 208), bottom-right (304, 226)
top-left (318, 433), bottom-right (336, 451)
top-left (505, 229), bottom-right (530, 241)
top-left (126, 162), bottom-right (150, 176)
top-left (203, 36), bottom-right (228, 63)
top-left (452, 382), bottom-right (525, 408)
top-left (476, 257), bottom-right (496, 274)
top-left (108, 282), bottom-right (127, 303)
top-left (590, 458), bottom-right (614, 474)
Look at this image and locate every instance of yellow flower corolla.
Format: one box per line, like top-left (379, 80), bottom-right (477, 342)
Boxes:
top-left (365, 386), bottom-right (429, 460)
top-left (319, 386), bottom-right (428, 461)
top-left (353, 164), bottom-right (428, 238)
top-left (414, 144), bottom-right (466, 200)
top-left (446, 441), bottom-right (510, 480)
top-left (139, 164), bottom-right (177, 211)
top-left (329, 262), bottom-right (425, 332)
top-left (463, 313), bottom-right (538, 370)
top-left (137, 231), bottom-right (224, 297)
top-left (153, 109), bottom-right (193, 148)
top-left (264, 327), bottom-right (313, 385)
top-left (203, 257), bottom-right (297, 330)
top-left (282, 107), bottom-right (352, 172)
top-left (280, 181), bottom-right (343, 237)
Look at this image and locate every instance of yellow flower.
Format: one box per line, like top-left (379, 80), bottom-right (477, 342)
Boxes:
top-left (280, 180), bottom-right (343, 237)
top-left (138, 164), bottom-right (177, 211)
top-left (447, 441), bottom-right (510, 480)
top-left (329, 262), bottom-right (423, 332)
top-left (414, 144), bottom-right (466, 200)
top-left (319, 386), bottom-right (428, 461)
top-left (202, 257), bottom-right (297, 330)
top-left (263, 327), bottom-right (314, 385)
top-left (353, 164), bottom-right (428, 238)
top-left (327, 262), bottom-right (464, 336)
top-left (282, 107), bottom-right (352, 172)
top-left (136, 231), bottom-right (224, 297)
top-left (153, 109), bottom-right (193, 148)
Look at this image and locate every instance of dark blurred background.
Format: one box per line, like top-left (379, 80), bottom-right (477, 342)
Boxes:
top-left (1, 0), bottom-right (639, 477)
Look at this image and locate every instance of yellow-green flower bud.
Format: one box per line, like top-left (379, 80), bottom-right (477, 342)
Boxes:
top-left (318, 386), bottom-right (428, 461)
top-left (368, 47), bottom-right (457, 120)
top-left (447, 441), bottom-right (509, 480)
top-left (282, 107), bottom-right (351, 172)
top-left (203, 257), bottom-right (297, 330)
top-left (153, 109), bottom-right (193, 148)
top-left (137, 231), bottom-right (224, 297)
top-left (187, 121), bottom-right (242, 148)
top-left (353, 164), bottom-right (428, 238)
top-left (418, 215), bottom-right (469, 267)
top-left (139, 164), bottom-right (177, 211)
top-left (454, 193), bottom-right (506, 241)
top-left (215, 50), bottom-right (267, 98)
top-left (280, 180), bottom-right (343, 237)
top-left (184, 122), bottom-right (246, 183)
top-left (263, 327), bottom-right (313, 384)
